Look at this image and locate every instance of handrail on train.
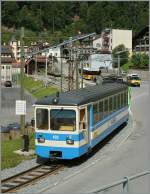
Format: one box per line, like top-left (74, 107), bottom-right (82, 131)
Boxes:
top-left (93, 171), bottom-right (149, 193)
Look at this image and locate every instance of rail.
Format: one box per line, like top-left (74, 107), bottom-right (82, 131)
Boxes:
top-left (1, 164), bottom-right (64, 193)
top-left (93, 171), bottom-right (149, 193)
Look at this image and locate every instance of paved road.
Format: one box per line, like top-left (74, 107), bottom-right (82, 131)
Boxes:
top-left (44, 82), bottom-right (150, 193)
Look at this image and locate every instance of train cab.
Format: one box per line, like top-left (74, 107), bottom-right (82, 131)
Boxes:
top-left (34, 102), bottom-right (89, 160)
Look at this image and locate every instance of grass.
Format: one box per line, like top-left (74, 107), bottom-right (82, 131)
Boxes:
top-left (22, 75), bottom-right (58, 99)
top-left (1, 133), bottom-right (36, 170)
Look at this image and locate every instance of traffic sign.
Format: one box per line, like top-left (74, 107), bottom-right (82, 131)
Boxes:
top-left (16, 100), bottom-right (26, 115)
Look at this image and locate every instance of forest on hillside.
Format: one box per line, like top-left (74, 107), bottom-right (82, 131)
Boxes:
top-left (1, 1), bottom-right (149, 44)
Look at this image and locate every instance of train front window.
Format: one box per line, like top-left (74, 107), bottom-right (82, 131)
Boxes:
top-left (50, 109), bottom-right (76, 131)
top-left (36, 109), bottom-right (49, 130)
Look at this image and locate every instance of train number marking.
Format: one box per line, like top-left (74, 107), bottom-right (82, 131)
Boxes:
top-left (52, 135), bottom-right (59, 140)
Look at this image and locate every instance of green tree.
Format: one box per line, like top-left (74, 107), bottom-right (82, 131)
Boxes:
top-left (112, 44), bottom-right (129, 67)
top-left (131, 53), bottom-right (149, 69)
top-left (1, 1), bottom-right (149, 44)
top-left (2, 2), bottom-right (19, 28)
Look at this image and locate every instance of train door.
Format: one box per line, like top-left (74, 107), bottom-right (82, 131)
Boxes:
top-left (79, 107), bottom-right (89, 145)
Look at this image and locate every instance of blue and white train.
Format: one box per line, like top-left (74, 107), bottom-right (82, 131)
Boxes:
top-left (34, 81), bottom-right (129, 161)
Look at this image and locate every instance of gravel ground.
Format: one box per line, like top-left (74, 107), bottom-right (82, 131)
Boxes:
top-left (1, 158), bottom-right (37, 179)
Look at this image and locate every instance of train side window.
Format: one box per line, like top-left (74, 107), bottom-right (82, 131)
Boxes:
top-left (126, 90), bottom-right (128, 105)
top-left (99, 100), bottom-right (103, 120)
top-left (109, 96), bottom-right (113, 113)
top-left (123, 91), bottom-right (126, 106)
top-left (93, 103), bottom-right (99, 125)
top-left (104, 99), bottom-right (108, 117)
top-left (117, 94), bottom-right (120, 109)
top-left (114, 95), bottom-right (117, 111)
top-left (79, 108), bottom-right (86, 130)
top-left (36, 108), bottom-right (49, 130)
top-left (121, 93), bottom-right (124, 108)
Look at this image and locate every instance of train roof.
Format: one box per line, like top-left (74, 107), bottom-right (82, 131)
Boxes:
top-left (35, 82), bottom-right (128, 106)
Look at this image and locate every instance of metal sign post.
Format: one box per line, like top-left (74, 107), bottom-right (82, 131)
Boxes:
top-left (20, 27), bottom-right (29, 152)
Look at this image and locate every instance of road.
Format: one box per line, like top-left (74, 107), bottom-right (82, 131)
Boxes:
top-left (43, 82), bottom-right (150, 193)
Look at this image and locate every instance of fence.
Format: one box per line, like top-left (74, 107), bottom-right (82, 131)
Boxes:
top-left (93, 171), bottom-right (149, 193)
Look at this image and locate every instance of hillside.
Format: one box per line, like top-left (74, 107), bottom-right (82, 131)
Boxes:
top-left (2, 1), bottom-right (149, 44)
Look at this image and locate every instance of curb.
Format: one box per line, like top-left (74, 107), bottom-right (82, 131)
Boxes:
top-left (111, 109), bottom-right (135, 151)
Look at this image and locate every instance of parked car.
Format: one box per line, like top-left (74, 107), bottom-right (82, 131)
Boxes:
top-left (0, 126), bottom-right (10, 133)
top-left (4, 81), bottom-right (12, 87)
top-left (7, 122), bottom-right (20, 131)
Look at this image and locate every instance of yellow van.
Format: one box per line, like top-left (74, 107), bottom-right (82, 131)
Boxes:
top-left (127, 74), bottom-right (141, 87)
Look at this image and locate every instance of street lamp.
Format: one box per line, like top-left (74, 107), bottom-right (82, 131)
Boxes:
top-left (45, 52), bottom-right (48, 87)
top-left (115, 49), bottom-right (128, 76)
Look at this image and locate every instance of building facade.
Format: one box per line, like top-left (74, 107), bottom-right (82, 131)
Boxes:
top-left (9, 40), bottom-right (28, 62)
top-left (93, 28), bottom-right (132, 54)
top-left (132, 26), bottom-right (149, 55)
top-left (1, 46), bottom-right (17, 83)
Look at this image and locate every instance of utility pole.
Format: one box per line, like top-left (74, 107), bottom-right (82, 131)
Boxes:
top-left (20, 27), bottom-right (28, 152)
top-left (75, 52), bottom-right (79, 90)
top-left (116, 49), bottom-right (128, 76)
top-left (81, 60), bottom-right (83, 88)
top-left (35, 54), bottom-right (37, 76)
top-left (60, 49), bottom-right (63, 92)
top-left (45, 52), bottom-right (48, 87)
top-left (118, 55), bottom-right (120, 76)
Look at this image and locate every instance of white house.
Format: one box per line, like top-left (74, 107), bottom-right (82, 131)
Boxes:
top-left (1, 45), bottom-right (21, 84)
top-left (9, 39), bottom-right (28, 62)
top-left (43, 47), bottom-right (61, 62)
top-left (93, 28), bottom-right (132, 54)
top-left (84, 54), bottom-right (112, 71)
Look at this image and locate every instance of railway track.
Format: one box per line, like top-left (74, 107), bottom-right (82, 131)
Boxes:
top-left (1, 164), bottom-right (63, 193)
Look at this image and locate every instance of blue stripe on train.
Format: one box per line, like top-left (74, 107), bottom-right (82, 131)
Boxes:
top-left (91, 114), bottom-right (129, 148)
top-left (35, 144), bottom-right (88, 159)
top-left (35, 132), bottom-right (84, 141)
top-left (35, 114), bottom-right (129, 159)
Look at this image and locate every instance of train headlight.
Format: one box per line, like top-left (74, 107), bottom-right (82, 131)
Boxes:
top-left (66, 138), bottom-right (74, 145)
top-left (37, 137), bottom-right (45, 143)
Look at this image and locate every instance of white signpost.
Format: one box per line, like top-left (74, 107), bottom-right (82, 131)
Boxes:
top-left (16, 100), bottom-right (26, 115)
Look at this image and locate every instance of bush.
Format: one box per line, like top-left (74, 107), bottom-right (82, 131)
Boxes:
top-left (131, 53), bottom-right (149, 69)
top-left (121, 61), bottom-right (133, 71)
